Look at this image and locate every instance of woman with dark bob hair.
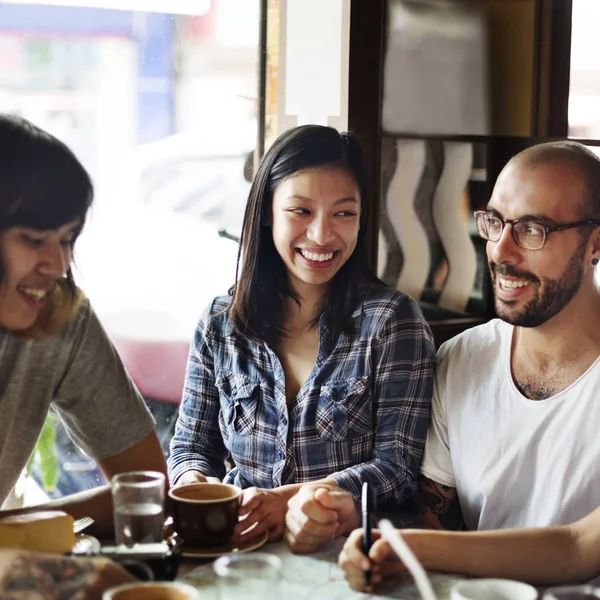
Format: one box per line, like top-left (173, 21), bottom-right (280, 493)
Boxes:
top-left (168, 125), bottom-right (435, 548)
top-left (0, 114), bottom-right (168, 595)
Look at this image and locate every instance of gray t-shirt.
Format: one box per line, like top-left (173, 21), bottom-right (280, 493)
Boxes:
top-left (0, 299), bottom-right (155, 504)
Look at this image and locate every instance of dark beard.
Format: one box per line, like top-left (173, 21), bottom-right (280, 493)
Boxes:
top-left (491, 241), bottom-right (586, 327)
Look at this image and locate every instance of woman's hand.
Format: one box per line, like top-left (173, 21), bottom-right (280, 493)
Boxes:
top-left (0, 551), bottom-right (135, 600)
top-left (285, 485), bottom-right (359, 554)
top-left (173, 470), bottom-right (221, 486)
top-left (235, 487), bottom-right (288, 543)
top-left (338, 528), bottom-right (407, 593)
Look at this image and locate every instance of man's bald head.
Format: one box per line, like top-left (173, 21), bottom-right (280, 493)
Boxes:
top-left (507, 141), bottom-right (600, 219)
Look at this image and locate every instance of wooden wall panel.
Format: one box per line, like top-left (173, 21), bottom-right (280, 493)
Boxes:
top-left (473, 0), bottom-right (537, 136)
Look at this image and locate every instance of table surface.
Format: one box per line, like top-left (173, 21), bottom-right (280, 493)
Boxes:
top-left (177, 537), bottom-right (465, 599)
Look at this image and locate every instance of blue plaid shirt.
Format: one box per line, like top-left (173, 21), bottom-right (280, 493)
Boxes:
top-left (168, 284), bottom-right (435, 508)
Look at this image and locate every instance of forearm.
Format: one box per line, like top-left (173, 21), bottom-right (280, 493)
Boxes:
top-left (404, 525), bottom-right (595, 585)
top-left (413, 475), bottom-right (464, 531)
top-left (330, 458), bottom-right (416, 509)
top-left (0, 486), bottom-right (114, 538)
top-left (167, 445), bottom-right (226, 483)
top-left (0, 550), bottom-right (132, 599)
top-left (384, 511), bottom-right (423, 529)
top-left (0, 551), bottom-right (94, 598)
top-left (171, 469), bottom-right (222, 485)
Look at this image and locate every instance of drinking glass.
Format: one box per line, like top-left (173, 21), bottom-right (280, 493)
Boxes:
top-left (111, 471), bottom-right (166, 546)
top-left (213, 552), bottom-right (282, 600)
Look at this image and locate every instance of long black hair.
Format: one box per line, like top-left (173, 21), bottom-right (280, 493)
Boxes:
top-left (0, 114), bottom-right (93, 336)
top-left (228, 124), bottom-right (378, 341)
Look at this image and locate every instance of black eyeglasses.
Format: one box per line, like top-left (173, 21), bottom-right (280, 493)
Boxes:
top-left (473, 211), bottom-right (600, 250)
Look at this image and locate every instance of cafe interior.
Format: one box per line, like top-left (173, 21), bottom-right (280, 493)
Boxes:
top-left (0, 0), bottom-right (599, 598)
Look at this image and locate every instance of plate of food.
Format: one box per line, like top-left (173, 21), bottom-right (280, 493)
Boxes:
top-left (0, 510), bottom-right (90, 555)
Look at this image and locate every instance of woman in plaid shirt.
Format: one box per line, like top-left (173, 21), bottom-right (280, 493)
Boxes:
top-left (168, 125), bottom-right (436, 548)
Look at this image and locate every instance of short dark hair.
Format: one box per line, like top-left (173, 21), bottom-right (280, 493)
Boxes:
top-left (0, 114), bottom-right (93, 336)
top-left (516, 141), bottom-right (600, 218)
top-left (228, 124), bottom-right (378, 341)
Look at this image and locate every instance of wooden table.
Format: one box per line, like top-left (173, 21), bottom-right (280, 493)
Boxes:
top-left (177, 537), bottom-right (465, 599)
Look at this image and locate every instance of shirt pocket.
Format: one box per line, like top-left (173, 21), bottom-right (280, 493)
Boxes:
top-left (316, 376), bottom-right (371, 441)
top-left (215, 372), bottom-right (259, 436)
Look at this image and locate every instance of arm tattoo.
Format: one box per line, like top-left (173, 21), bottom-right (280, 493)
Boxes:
top-left (415, 475), bottom-right (464, 531)
top-left (1, 554), bottom-right (96, 600)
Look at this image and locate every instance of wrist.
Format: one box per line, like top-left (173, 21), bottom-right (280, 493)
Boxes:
top-left (274, 484), bottom-right (302, 502)
top-left (340, 506), bottom-right (360, 535)
top-left (176, 470), bottom-right (207, 485)
top-left (282, 478), bottom-right (340, 502)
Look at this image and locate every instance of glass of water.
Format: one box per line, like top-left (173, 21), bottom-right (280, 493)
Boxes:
top-left (111, 471), bottom-right (165, 546)
top-left (213, 552), bottom-right (282, 600)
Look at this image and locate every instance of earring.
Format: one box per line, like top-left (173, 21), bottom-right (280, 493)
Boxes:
top-left (593, 258), bottom-right (599, 266)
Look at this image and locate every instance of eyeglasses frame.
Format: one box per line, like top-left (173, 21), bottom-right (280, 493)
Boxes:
top-left (473, 210), bottom-right (600, 250)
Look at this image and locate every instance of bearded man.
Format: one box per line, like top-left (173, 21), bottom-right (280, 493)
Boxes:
top-left (414, 141), bottom-right (600, 532)
top-left (285, 141), bottom-right (600, 555)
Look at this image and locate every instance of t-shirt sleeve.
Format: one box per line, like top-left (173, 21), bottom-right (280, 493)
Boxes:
top-left (420, 341), bottom-right (456, 487)
top-left (51, 300), bottom-right (155, 460)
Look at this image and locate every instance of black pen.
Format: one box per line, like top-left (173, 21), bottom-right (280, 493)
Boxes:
top-left (361, 481), bottom-right (374, 586)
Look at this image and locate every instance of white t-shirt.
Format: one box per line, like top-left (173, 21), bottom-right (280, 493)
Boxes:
top-left (421, 319), bottom-right (600, 531)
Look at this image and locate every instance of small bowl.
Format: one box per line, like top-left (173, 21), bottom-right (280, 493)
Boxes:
top-left (451, 579), bottom-right (538, 600)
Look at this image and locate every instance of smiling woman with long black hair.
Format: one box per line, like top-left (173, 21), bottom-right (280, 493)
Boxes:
top-left (168, 124), bottom-right (436, 548)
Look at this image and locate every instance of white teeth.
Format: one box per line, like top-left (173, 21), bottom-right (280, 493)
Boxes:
top-left (299, 249), bottom-right (334, 262)
top-left (19, 287), bottom-right (48, 300)
top-left (499, 278), bottom-right (530, 289)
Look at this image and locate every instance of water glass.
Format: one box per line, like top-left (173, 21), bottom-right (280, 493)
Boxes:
top-left (111, 471), bottom-right (166, 546)
top-left (213, 552), bottom-right (282, 600)
top-left (543, 586), bottom-right (600, 600)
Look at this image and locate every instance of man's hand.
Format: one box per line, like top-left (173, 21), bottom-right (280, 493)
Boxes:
top-left (285, 485), bottom-right (359, 554)
top-left (339, 528), bottom-right (406, 593)
top-left (235, 488), bottom-right (287, 543)
top-left (0, 551), bottom-right (135, 600)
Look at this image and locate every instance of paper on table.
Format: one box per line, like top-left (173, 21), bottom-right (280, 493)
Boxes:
top-left (379, 519), bottom-right (439, 600)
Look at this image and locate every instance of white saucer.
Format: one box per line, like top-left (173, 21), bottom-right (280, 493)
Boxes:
top-left (181, 531), bottom-right (268, 559)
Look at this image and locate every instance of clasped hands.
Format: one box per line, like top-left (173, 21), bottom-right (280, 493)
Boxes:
top-left (236, 484), bottom-right (358, 548)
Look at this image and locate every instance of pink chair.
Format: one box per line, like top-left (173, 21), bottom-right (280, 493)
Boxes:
top-left (105, 310), bottom-right (191, 404)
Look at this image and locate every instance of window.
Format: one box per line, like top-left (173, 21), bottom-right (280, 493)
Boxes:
top-left (569, 1), bottom-right (600, 140)
top-left (0, 0), bottom-right (259, 501)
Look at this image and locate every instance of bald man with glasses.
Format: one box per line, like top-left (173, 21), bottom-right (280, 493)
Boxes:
top-left (414, 140), bottom-right (600, 533)
top-left (286, 141), bottom-right (600, 560)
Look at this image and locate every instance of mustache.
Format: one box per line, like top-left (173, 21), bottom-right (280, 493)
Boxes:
top-left (490, 263), bottom-right (538, 283)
